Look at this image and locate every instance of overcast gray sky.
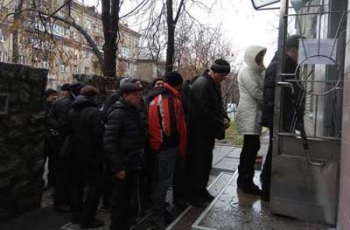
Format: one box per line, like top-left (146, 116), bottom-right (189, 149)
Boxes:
top-left (77, 0), bottom-right (280, 66)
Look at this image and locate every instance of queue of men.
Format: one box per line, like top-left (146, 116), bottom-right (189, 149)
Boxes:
top-left (43, 59), bottom-right (232, 230)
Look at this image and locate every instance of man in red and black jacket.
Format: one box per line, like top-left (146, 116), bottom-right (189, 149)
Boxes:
top-left (148, 71), bottom-right (187, 229)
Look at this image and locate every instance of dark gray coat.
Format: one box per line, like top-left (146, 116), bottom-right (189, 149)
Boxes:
top-left (103, 98), bottom-right (147, 173)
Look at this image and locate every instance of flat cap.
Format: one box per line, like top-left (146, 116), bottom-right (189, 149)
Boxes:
top-left (120, 83), bottom-right (142, 95)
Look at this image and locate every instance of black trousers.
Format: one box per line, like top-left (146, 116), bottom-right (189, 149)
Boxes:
top-left (110, 171), bottom-right (139, 230)
top-left (54, 156), bottom-right (71, 207)
top-left (238, 135), bottom-right (261, 183)
top-left (102, 163), bottom-right (113, 208)
top-left (70, 161), bottom-right (102, 224)
top-left (187, 137), bottom-right (214, 192)
top-left (261, 131), bottom-right (273, 195)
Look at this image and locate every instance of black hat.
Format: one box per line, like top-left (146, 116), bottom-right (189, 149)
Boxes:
top-left (210, 59), bottom-right (231, 74)
top-left (68, 82), bottom-right (85, 97)
top-left (61, 83), bottom-right (70, 91)
top-left (130, 78), bottom-right (141, 84)
top-left (287, 35), bottom-right (302, 49)
top-left (164, 71), bottom-right (183, 87)
top-left (120, 83), bottom-right (142, 95)
top-left (45, 88), bottom-right (57, 98)
top-left (151, 77), bottom-right (165, 88)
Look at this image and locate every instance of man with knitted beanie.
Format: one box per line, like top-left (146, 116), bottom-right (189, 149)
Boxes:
top-left (186, 59), bottom-right (231, 208)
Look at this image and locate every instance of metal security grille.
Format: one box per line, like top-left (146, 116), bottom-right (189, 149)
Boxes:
top-left (279, 0), bottom-right (348, 139)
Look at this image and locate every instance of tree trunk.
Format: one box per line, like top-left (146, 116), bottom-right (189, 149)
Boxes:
top-left (165, 0), bottom-right (174, 73)
top-left (102, 0), bottom-right (120, 78)
top-left (166, 25), bottom-right (175, 73)
top-left (12, 0), bottom-right (24, 63)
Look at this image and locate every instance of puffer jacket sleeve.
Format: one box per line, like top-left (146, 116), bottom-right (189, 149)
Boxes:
top-left (91, 110), bottom-right (105, 156)
top-left (103, 109), bottom-right (125, 173)
top-left (240, 71), bottom-right (264, 106)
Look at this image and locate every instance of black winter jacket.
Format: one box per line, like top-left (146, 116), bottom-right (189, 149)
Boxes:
top-left (262, 54), bottom-right (304, 131)
top-left (188, 70), bottom-right (227, 141)
top-left (68, 96), bottom-right (105, 162)
top-left (103, 97), bottom-right (147, 173)
top-left (47, 97), bottom-right (72, 136)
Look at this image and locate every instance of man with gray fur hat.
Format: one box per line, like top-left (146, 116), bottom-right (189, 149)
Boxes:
top-left (186, 59), bottom-right (231, 208)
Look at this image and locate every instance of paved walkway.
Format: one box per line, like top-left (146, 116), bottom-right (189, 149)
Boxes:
top-left (1, 132), bottom-right (333, 230)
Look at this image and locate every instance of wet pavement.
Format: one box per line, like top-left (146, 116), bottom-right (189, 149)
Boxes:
top-left (192, 171), bottom-right (331, 230)
top-left (0, 132), bottom-right (333, 230)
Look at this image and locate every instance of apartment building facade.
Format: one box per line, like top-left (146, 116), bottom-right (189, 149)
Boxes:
top-left (0, 0), bottom-right (141, 89)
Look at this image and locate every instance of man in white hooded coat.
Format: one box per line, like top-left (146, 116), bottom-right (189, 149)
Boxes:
top-left (236, 45), bottom-right (267, 195)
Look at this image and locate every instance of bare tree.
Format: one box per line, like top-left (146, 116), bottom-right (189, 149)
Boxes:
top-left (2, 0), bottom-right (148, 78)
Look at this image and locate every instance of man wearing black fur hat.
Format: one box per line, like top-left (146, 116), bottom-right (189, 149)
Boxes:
top-left (47, 82), bottom-right (84, 212)
top-left (186, 59), bottom-right (231, 208)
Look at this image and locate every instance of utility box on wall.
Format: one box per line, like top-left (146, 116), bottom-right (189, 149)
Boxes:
top-left (0, 62), bottom-right (48, 222)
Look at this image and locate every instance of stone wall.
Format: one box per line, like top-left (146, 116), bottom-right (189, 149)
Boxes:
top-left (0, 63), bottom-right (47, 222)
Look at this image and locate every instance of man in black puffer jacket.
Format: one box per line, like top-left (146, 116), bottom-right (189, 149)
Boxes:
top-left (68, 86), bottom-right (105, 228)
top-left (104, 83), bottom-right (146, 230)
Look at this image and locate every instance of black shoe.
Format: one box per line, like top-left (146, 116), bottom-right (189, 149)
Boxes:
top-left (152, 220), bottom-right (167, 230)
top-left (261, 193), bottom-right (270, 202)
top-left (54, 204), bottom-right (70, 213)
top-left (71, 218), bottom-right (80, 225)
top-left (187, 197), bottom-right (207, 209)
top-left (261, 188), bottom-right (270, 202)
top-left (238, 182), bottom-right (262, 196)
top-left (173, 198), bottom-right (188, 209)
top-left (201, 189), bottom-right (215, 202)
top-left (163, 210), bottom-right (174, 225)
top-left (80, 219), bottom-right (104, 229)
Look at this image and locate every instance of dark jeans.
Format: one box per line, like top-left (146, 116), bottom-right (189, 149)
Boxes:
top-left (173, 154), bottom-right (187, 201)
top-left (144, 149), bottom-right (155, 206)
top-left (153, 147), bottom-right (177, 223)
top-left (71, 161), bottom-right (102, 224)
top-left (261, 131), bottom-right (273, 195)
top-left (43, 137), bottom-right (57, 187)
top-left (238, 135), bottom-right (261, 183)
top-left (110, 171), bottom-right (139, 230)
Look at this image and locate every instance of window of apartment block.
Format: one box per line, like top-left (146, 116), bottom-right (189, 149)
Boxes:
top-left (19, 55), bottom-right (25, 64)
top-left (84, 50), bottom-right (89, 58)
top-left (0, 51), bottom-right (7, 62)
top-left (42, 61), bottom-right (48, 69)
top-left (74, 65), bottom-right (79, 74)
top-left (53, 24), bottom-right (64, 37)
top-left (84, 67), bottom-right (90, 74)
top-left (0, 28), bottom-right (5, 42)
top-left (87, 21), bottom-right (91, 30)
top-left (60, 64), bottom-right (66, 73)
